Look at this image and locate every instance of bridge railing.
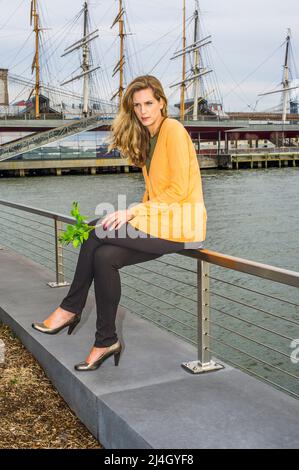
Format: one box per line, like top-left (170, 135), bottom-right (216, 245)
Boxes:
top-left (228, 147), bottom-right (299, 155)
top-left (0, 114), bottom-right (114, 162)
top-left (0, 199), bottom-right (298, 399)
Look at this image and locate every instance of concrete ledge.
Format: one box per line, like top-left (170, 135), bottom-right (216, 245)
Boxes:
top-left (0, 246), bottom-right (299, 449)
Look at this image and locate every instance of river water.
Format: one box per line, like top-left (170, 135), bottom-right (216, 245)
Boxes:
top-left (0, 167), bottom-right (298, 397)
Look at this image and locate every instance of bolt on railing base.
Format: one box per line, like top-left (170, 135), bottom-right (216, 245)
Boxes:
top-left (47, 281), bottom-right (71, 288)
top-left (181, 360), bottom-right (224, 374)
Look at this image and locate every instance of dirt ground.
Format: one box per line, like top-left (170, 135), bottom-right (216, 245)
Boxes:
top-left (0, 320), bottom-right (102, 449)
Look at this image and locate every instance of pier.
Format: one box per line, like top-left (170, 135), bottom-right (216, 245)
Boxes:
top-left (0, 152), bottom-right (298, 176)
top-left (1, 118), bottom-right (299, 175)
top-left (0, 200), bottom-right (298, 449)
top-left (0, 158), bottom-right (132, 178)
top-left (231, 150), bottom-right (299, 169)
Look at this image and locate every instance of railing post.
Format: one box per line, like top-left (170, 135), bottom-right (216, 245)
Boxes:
top-left (47, 218), bottom-right (70, 288)
top-left (181, 260), bottom-right (224, 374)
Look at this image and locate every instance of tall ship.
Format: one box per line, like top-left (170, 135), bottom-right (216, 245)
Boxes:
top-left (0, 0), bottom-right (298, 176)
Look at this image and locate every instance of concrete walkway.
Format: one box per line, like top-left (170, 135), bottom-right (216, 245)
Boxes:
top-left (0, 246), bottom-right (298, 449)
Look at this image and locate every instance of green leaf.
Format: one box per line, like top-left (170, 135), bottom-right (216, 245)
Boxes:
top-left (57, 201), bottom-right (95, 248)
top-left (73, 238), bottom-right (80, 248)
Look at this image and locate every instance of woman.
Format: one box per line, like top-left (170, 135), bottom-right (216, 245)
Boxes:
top-left (32, 75), bottom-right (207, 371)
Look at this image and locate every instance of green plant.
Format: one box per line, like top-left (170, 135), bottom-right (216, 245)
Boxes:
top-left (58, 202), bottom-right (99, 249)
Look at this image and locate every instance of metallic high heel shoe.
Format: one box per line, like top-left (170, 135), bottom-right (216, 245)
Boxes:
top-left (74, 340), bottom-right (122, 371)
top-left (31, 313), bottom-right (81, 335)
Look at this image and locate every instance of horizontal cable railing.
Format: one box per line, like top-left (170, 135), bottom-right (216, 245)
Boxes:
top-left (229, 147), bottom-right (299, 155)
top-left (0, 199), bottom-right (298, 400)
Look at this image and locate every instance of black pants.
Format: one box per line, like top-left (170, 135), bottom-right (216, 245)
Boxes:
top-left (60, 218), bottom-right (185, 347)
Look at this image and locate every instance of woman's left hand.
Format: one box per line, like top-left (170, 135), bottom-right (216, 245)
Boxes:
top-left (100, 209), bottom-right (134, 231)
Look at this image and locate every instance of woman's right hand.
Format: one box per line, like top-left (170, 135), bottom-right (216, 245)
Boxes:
top-left (100, 209), bottom-right (135, 231)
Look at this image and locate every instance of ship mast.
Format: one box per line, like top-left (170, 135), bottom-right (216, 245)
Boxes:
top-left (258, 29), bottom-right (299, 124)
top-left (111, 0), bottom-right (126, 109)
top-left (180, 0), bottom-right (186, 121)
top-left (82, 1), bottom-right (90, 116)
top-left (282, 29), bottom-right (291, 123)
top-left (61, 0), bottom-right (100, 117)
top-left (30, 0), bottom-right (40, 119)
top-left (192, 1), bottom-right (200, 120)
top-left (170, 1), bottom-right (212, 121)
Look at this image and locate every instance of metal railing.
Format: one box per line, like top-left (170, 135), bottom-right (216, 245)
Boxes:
top-left (0, 199), bottom-right (298, 399)
top-left (229, 147), bottom-right (299, 155)
top-left (196, 148), bottom-right (299, 158)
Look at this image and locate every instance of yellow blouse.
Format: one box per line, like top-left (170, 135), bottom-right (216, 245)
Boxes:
top-left (128, 117), bottom-right (207, 244)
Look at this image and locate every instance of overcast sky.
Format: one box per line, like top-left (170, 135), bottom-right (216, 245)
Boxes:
top-left (0, 0), bottom-right (298, 112)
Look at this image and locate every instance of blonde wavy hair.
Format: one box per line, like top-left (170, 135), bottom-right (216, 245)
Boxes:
top-left (107, 75), bottom-right (168, 168)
